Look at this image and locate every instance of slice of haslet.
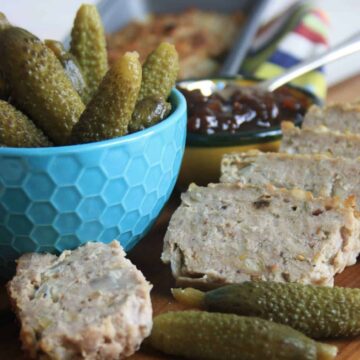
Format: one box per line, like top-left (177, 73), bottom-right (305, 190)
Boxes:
top-left (162, 183), bottom-right (360, 288)
top-left (280, 121), bottom-right (360, 158)
top-left (8, 241), bottom-right (152, 360)
top-left (221, 150), bottom-right (360, 211)
top-left (303, 103), bottom-right (360, 133)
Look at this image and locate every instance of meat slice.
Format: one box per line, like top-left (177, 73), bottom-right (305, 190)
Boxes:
top-left (8, 241), bottom-right (152, 360)
top-left (280, 121), bottom-right (360, 158)
top-left (303, 103), bottom-right (360, 133)
top-left (221, 150), bottom-right (360, 210)
top-left (162, 183), bottom-right (360, 288)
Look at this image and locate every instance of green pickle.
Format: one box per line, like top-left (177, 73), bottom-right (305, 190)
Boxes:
top-left (0, 27), bottom-right (85, 145)
top-left (71, 52), bottom-right (142, 144)
top-left (173, 282), bottom-right (360, 339)
top-left (127, 42), bottom-right (178, 131)
top-left (45, 40), bottom-right (87, 101)
top-left (70, 4), bottom-right (108, 103)
top-left (129, 97), bottom-right (171, 132)
top-left (138, 42), bottom-right (179, 101)
top-left (148, 311), bottom-right (337, 360)
top-left (0, 100), bottom-right (51, 147)
top-left (0, 12), bottom-right (10, 31)
top-left (0, 13), bottom-right (11, 100)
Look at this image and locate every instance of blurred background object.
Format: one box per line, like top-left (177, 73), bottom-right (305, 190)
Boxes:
top-left (1, 0), bottom-right (359, 85)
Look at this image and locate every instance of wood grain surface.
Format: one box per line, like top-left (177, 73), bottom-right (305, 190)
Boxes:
top-left (1, 76), bottom-right (360, 359)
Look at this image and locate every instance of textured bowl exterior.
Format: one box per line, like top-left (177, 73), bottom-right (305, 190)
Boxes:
top-left (0, 89), bottom-right (187, 278)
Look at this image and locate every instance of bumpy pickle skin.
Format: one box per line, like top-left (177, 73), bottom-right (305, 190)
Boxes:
top-left (172, 288), bottom-right (205, 308)
top-left (148, 311), bottom-right (337, 360)
top-left (180, 282), bottom-right (360, 339)
top-left (45, 40), bottom-right (87, 101)
top-left (0, 100), bottom-right (52, 147)
top-left (0, 27), bottom-right (85, 145)
top-left (70, 4), bottom-right (108, 103)
top-left (0, 12), bottom-right (10, 31)
top-left (0, 14), bottom-right (10, 100)
top-left (129, 97), bottom-right (171, 132)
top-left (138, 42), bottom-right (179, 102)
top-left (71, 52), bottom-right (142, 144)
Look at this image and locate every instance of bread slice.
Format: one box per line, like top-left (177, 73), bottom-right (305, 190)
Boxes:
top-left (221, 150), bottom-right (360, 210)
top-left (8, 241), bottom-right (152, 360)
top-left (280, 121), bottom-right (360, 158)
top-left (303, 103), bottom-right (360, 133)
top-left (162, 183), bottom-right (360, 288)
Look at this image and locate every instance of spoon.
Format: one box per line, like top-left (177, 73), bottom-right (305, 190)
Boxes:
top-left (259, 31), bottom-right (360, 92)
top-left (178, 31), bottom-right (360, 95)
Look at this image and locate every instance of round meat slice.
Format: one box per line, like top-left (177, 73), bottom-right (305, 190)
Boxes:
top-left (7, 241), bottom-right (152, 360)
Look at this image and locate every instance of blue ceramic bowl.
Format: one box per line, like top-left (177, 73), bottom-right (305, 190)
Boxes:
top-left (0, 89), bottom-right (187, 279)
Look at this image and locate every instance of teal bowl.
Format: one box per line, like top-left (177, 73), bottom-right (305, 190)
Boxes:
top-left (0, 89), bottom-right (187, 279)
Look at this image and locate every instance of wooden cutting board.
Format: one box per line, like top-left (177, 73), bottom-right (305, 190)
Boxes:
top-left (1, 76), bottom-right (360, 359)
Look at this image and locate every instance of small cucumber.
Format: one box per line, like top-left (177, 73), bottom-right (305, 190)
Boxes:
top-left (173, 281), bottom-right (360, 339)
top-left (0, 100), bottom-right (52, 147)
top-left (71, 52), bottom-right (141, 144)
top-left (138, 42), bottom-right (179, 101)
top-left (148, 311), bottom-right (337, 360)
top-left (0, 27), bottom-right (85, 145)
top-left (70, 4), bottom-right (108, 103)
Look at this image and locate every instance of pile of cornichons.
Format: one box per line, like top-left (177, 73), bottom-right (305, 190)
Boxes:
top-left (0, 5), bottom-right (178, 148)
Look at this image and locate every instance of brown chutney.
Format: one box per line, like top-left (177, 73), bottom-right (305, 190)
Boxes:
top-left (179, 85), bottom-right (313, 135)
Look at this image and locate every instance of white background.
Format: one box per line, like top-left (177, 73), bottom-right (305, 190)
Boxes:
top-left (1, 0), bottom-right (360, 85)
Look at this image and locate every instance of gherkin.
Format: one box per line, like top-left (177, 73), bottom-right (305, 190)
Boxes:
top-left (148, 311), bottom-right (337, 360)
top-left (0, 13), bottom-right (11, 100)
top-left (45, 40), bottom-right (87, 101)
top-left (0, 27), bottom-right (85, 145)
top-left (0, 12), bottom-right (10, 31)
top-left (138, 42), bottom-right (179, 102)
top-left (173, 282), bottom-right (360, 339)
top-left (129, 96), bottom-right (171, 132)
top-left (71, 52), bottom-right (141, 144)
top-left (0, 100), bottom-right (51, 147)
top-left (70, 4), bottom-right (108, 103)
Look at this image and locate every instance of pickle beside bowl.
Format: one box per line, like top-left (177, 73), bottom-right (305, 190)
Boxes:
top-left (177, 76), bottom-right (320, 187)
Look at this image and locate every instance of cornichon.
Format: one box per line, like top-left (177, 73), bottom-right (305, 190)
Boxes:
top-left (0, 100), bottom-right (52, 147)
top-left (138, 42), bottom-right (179, 102)
top-left (70, 4), bottom-right (108, 103)
top-left (0, 13), bottom-right (10, 101)
top-left (129, 96), bottom-right (171, 132)
top-left (45, 39), bottom-right (87, 101)
top-left (148, 311), bottom-right (337, 360)
top-left (173, 282), bottom-right (360, 339)
top-left (0, 12), bottom-right (10, 31)
top-left (71, 52), bottom-right (142, 144)
top-left (0, 27), bottom-right (85, 145)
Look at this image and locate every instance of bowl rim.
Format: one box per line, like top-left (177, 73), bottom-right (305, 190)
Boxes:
top-left (0, 88), bottom-right (187, 155)
top-left (178, 75), bottom-right (322, 147)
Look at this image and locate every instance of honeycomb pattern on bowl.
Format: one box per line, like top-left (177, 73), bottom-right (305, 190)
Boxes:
top-left (0, 90), bottom-right (187, 278)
